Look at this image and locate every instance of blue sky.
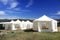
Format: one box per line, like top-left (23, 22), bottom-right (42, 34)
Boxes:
top-left (0, 0), bottom-right (60, 19)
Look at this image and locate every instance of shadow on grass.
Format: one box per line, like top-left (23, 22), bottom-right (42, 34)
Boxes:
top-left (24, 29), bottom-right (38, 32)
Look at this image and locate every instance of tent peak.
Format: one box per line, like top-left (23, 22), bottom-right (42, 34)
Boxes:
top-left (43, 15), bottom-right (46, 16)
top-left (35, 15), bottom-right (53, 21)
top-left (15, 19), bottom-right (21, 23)
top-left (11, 20), bottom-right (14, 22)
top-left (10, 20), bottom-right (15, 23)
top-left (16, 19), bottom-right (20, 21)
top-left (42, 15), bottom-right (48, 17)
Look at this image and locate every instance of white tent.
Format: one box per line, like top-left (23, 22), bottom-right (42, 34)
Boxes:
top-left (33, 15), bottom-right (58, 32)
top-left (4, 20), bottom-right (16, 30)
top-left (25, 20), bottom-right (33, 29)
top-left (10, 20), bottom-right (16, 30)
top-left (14, 20), bottom-right (21, 30)
top-left (15, 20), bottom-right (21, 24)
top-left (21, 21), bottom-right (26, 30)
top-left (0, 22), bottom-right (12, 30)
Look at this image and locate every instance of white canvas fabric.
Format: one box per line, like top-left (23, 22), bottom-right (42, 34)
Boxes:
top-left (35, 15), bottom-right (55, 21)
top-left (10, 20), bottom-right (16, 30)
top-left (15, 19), bottom-right (21, 24)
top-left (33, 15), bottom-right (58, 32)
top-left (25, 20), bottom-right (33, 29)
top-left (21, 21), bottom-right (26, 30)
top-left (10, 20), bottom-right (15, 23)
top-left (14, 20), bottom-right (21, 30)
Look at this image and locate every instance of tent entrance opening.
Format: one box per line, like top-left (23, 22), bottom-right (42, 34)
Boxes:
top-left (0, 24), bottom-right (5, 30)
top-left (40, 21), bottom-right (51, 32)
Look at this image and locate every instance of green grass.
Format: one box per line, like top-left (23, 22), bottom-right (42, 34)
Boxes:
top-left (0, 30), bottom-right (60, 40)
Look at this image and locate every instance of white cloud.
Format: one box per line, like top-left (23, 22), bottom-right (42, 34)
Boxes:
top-left (0, 15), bottom-right (20, 19)
top-left (0, 11), bottom-right (6, 15)
top-left (9, 2), bottom-right (18, 9)
top-left (50, 15), bottom-right (60, 19)
top-left (0, 0), bottom-right (19, 9)
top-left (0, 11), bottom-right (20, 19)
top-left (7, 16), bottom-right (20, 19)
top-left (56, 11), bottom-right (60, 15)
top-left (25, 0), bottom-right (33, 8)
top-left (0, 0), bottom-right (8, 5)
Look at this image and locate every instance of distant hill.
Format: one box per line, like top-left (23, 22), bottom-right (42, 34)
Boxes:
top-left (0, 19), bottom-right (34, 22)
top-left (0, 19), bottom-right (60, 22)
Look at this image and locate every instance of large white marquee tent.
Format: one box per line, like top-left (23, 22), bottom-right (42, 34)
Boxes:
top-left (33, 15), bottom-right (58, 32)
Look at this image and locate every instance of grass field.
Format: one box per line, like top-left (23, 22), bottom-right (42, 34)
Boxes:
top-left (0, 30), bottom-right (60, 40)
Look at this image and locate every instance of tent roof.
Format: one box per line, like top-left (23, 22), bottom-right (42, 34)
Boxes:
top-left (34, 15), bottom-right (57, 21)
top-left (26, 20), bottom-right (33, 23)
top-left (21, 21), bottom-right (25, 22)
top-left (10, 20), bottom-right (15, 23)
top-left (26, 20), bottom-right (30, 23)
top-left (14, 20), bottom-right (21, 24)
top-left (15, 20), bottom-right (21, 23)
top-left (26, 20), bottom-right (31, 24)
